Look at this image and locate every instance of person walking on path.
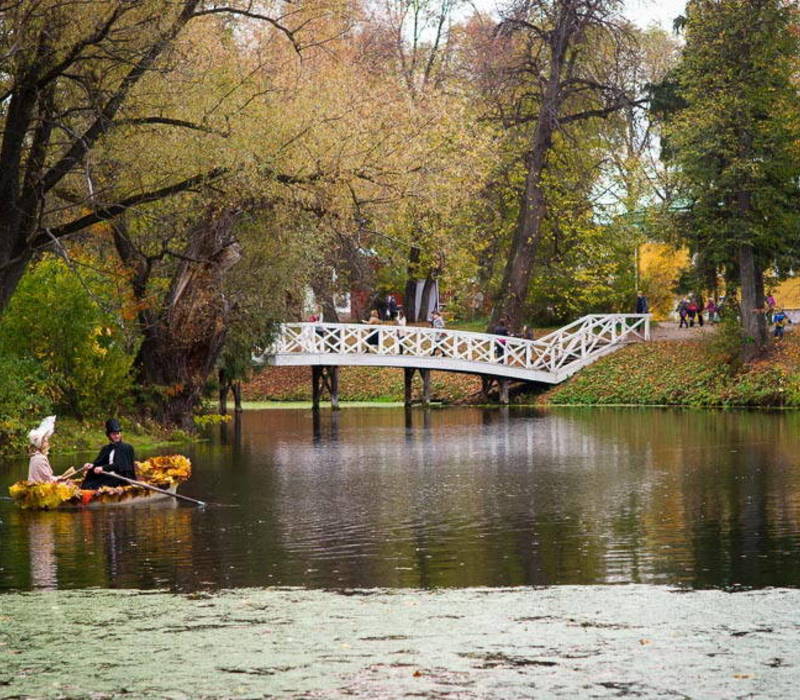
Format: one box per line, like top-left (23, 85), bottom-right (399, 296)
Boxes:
top-left (677, 298), bottom-right (689, 328)
top-left (635, 291), bottom-right (649, 315)
top-left (765, 293), bottom-right (777, 324)
top-left (686, 298), bottom-right (699, 327)
top-left (705, 299), bottom-right (719, 323)
top-left (773, 307), bottom-right (790, 339)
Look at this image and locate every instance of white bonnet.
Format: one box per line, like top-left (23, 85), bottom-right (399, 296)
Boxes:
top-left (28, 415), bottom-right (56, 448)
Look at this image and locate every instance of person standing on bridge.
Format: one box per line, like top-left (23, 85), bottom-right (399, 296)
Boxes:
top-left (395, 310), bottom-right (407, 354)
top-left (431, 310), bottom-right (445, 356)
top-left (491, 315), bottom-right (510, 363)
top-left (364, 309), bottom-right (382, 351)
top-left (635, 291), bottom-right (649, 315)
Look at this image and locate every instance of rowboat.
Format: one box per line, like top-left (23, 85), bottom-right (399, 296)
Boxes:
top-left (9, 455), bottom-right (192, 510)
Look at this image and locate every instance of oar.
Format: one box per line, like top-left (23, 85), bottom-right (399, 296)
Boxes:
top-left (57, 464), bottom-right (90, 481)
top-left (97, 469), bottom-right (206, 507)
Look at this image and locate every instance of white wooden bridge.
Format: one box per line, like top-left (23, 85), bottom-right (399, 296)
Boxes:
top-left (253, 314), bottom-right (650, 404)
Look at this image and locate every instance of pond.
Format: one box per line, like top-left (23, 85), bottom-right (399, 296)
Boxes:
top-left (2, 406), bottom-right (800, 592)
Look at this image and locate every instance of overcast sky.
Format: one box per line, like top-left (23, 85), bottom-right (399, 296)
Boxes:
top-left (470, 1), bottom-right (688, 31)
top-left (623, 0), bottom-right (687, 31)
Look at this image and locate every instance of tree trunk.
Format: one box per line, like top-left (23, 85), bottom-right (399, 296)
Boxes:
top-left (310, 276), bottom-right (339, 322)
top-left (738, 243), bottom-right (767, 358)
top-left (117, 208), bottom-right (242, 429)
top-left (490, 17), bottom-right (571, 331)
top-left (233, 381), bottom-right (243, 413)
top-left (418, 276), bottom-right (437, 323)
top-left (404, 246), bottom-right (421, 321)
top-left (218, 368), bottom-right (230, 415)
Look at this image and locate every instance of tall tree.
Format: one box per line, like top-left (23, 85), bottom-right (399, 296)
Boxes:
top-left (488, 0), bottom-right (639, 329)
top-left (663, 0), bottom-right (800, 355)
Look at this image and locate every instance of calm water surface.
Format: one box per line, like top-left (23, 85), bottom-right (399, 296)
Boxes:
top-left (2, 406), bottom-right (800, 591)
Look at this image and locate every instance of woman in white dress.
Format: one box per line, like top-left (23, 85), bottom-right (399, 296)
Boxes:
top-left (27, 416), bottom-right (58, 483)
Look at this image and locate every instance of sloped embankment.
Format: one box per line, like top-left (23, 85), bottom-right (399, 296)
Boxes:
top-left (543, 334), bottom-right (800, 407)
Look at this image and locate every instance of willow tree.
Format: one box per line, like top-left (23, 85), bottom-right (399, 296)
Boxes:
top-left (100, 2), bottom-right (491, 425)
top-left (662, 0), bottom-right (800, 356)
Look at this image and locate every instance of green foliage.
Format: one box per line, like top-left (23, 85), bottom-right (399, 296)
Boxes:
top-left (660, 0), bottom-right (800, 274)
top-left (0, 355), bottom-right (53, 456)
top-left (0, 256), bottom-right (136, 420)
top-left (194, 413), bottom-right (232, 429)
top-left (708, 316), bottom-right (745, 373)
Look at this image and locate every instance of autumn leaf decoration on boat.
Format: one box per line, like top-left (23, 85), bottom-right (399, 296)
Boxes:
top-left (135, 454), bottom-right (192, 487)
top-left (8, 454), bottom-right (192, 510)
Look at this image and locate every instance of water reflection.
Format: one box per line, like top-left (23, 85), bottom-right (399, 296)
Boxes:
top-left (2, 406), bottom-right (800, 591)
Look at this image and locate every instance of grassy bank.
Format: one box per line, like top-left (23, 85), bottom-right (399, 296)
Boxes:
top-left (4, 417), bottom-right (191, 461)
top-left (243, 366), bottom-right (483, 403)
top-left (544, 333), bottom-right (800, 407)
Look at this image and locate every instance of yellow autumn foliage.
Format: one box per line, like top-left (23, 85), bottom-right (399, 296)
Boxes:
top-left (135, 454), bottom-right (192, 487)
top-left (8, 481), bottom-right (81, 510)
top-left (638, 243), bottom-right (690, 319)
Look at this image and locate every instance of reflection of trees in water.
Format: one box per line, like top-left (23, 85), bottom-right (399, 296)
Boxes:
top-left (557, 408), bottom-right (800, 586)
top-left (7, 407), bottom-right (800, 591)
top-left (260, 407), bottom-right (800, 587)
top-left (11, 503), bottom-right (201, 590)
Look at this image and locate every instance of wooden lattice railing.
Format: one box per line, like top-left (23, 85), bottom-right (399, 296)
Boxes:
top-left (254, 314), bottom-right (650, 383)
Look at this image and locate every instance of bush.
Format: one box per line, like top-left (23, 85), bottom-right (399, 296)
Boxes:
top-left (708, 316), bottom-right (745, 373)
top-left (0, 256), bottom-right (136, 419)
top-left (0, 355), bottom-right (53, 457)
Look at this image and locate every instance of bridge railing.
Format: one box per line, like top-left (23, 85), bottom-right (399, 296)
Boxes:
top-left (258, 314), bottom-right (650, 377)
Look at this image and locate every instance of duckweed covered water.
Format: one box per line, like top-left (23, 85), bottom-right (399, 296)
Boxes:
top-left (2, 586), bottom-right (800, 698)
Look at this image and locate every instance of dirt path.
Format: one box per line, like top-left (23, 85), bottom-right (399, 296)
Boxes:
top-left (650, 320), bottom-right (718, 342)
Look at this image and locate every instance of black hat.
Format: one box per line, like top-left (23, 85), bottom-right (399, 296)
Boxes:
top-left (105, 418), bottom-right (122, 434)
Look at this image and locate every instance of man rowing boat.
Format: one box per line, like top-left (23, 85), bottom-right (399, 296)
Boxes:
top-left (81, 418), bottom-right (137, 489)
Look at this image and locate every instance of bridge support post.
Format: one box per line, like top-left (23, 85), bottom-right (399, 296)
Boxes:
top-left (481, 376), bottom-right (492, 402)
top-left (327, 366), bottom-right (339, 410)
top-left (404, 368), bottom-right (414, 406)
top-left (312, 366), bottom-right (322, 409)
top-left (312, 365), bottom-right (340, 410)
top-left (421, 369), bottom-right (432, 406)
top-left (499, 378), bottom-right (509, 405)
top-left (480, 376), bottom-right (510, 404)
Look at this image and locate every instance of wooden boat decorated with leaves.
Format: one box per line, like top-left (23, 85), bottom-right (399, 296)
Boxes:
top-left (9, 455), bottom-right (193, 510)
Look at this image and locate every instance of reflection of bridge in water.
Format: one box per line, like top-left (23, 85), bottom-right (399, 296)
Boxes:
top-left (254, 314), bottom-right (651, 405)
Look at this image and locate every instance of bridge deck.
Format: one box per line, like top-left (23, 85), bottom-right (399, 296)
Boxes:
top-left (254, 314), bottom-right (650, 384)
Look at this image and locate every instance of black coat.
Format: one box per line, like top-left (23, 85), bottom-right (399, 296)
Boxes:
top-left (81, 441), bottom-right (137, 489)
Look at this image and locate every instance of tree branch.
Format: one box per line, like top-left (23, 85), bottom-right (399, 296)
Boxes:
top-left (38, 0), bottom-right (202, 196)
top-left (192, 6), bottom-right (301, 53)
top-left (31, 167), bottom-right (228, 246)
top-left (112, 116), bottom-right (230, 137)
